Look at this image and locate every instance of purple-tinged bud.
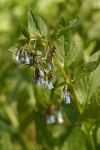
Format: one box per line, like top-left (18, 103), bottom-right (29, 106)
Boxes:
top-left (46, 114), bottom-right (55, 124)
top-left (47, 62), bottom-right (52, 71)
top-left (25, 53), bottom-right (30, 64)
top-left (57, 111), bottom-right (64, 124)
top-left (64, 92), bottom-right (70, 104)
top-left (40, 77), bottom-right (45, 84)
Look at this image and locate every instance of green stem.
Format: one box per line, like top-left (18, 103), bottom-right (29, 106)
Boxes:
top-left (53, 56), bottom-right (82, 114)
top-left (53, 56), bottom-right (96, 150)
top-left (84, 124), bottom-right (96, 150)
top-left (0, 95), bottom-right (19, 128)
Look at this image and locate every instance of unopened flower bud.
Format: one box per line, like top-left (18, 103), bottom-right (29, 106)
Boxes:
top-left (24, 53), bottom-right (30, 64)
top-left (64, 92), bottom-right (70, 104)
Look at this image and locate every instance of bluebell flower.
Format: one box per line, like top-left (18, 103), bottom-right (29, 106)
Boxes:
top-left (44, 80), bottom-right (53, 89)
top-left (40, 77), bottom-right (45, 84)
top-left (47, 62), bottom-right (52, 71)
top-left (15, 53), bottom-right (20, 62)
top-left (48, 81), bottom-right (54, 89)
top-left (24, 53), bottom-right (30, 64)
top-left (64, 92), bottom-right (70, 104)
top-left (39, 69), bottom-right (44, 77)
top-left (57, 111), bottom-right (64, 124)
top-left (46, 114), bottom-right (55, 124)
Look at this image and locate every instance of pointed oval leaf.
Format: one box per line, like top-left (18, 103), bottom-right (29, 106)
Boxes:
top-left (73, 58), bottom-right (100, 81)
top-left (64, 31), bottom-right (78, 68)
top-left (28, 8), bottom-right (48, 39)
top-left (8, 47), bottom-right (17, 53)
top-left (74, 51), bottom-right (100, 105)
top-left (51, 16), bottom-right (79, 41)
top-left (54, 36), bottom-right (64, 62)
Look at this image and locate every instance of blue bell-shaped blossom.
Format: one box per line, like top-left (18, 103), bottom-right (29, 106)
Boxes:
top-left (40, 77), bottom-right (45, 84)
top-left (39, 69), bottom-right (44, 77)
top-left (48, 81), bottom-right (54, 89)
top-left (46, 114), bottom-right (55, 124)
top-left (65, 92), bottom-right (70, 104)
top-left (15, 53), bottom-right (20, 62)
top-left (25, 53), bottom-right (30, 64)
top-left (57, 111), bottom-right (64, 124)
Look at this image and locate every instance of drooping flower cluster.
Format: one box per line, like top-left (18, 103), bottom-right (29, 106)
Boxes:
top-left (32, 66), bottom-right (54, 89)
top-left (63, 85), bottom-right (71, 104)
top-left (14, 43), bottom-right (55, 90)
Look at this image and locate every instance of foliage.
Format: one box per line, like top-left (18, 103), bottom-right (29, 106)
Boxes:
top-left (0, 1), bottom-right (100, 150)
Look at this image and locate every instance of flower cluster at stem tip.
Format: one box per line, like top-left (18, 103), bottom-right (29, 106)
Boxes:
top-left (14, 43), bottom-right (54, 90)
top-left (14, 42), bottom-right (71, 104)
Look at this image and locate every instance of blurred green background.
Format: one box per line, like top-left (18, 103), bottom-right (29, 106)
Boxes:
top-left (0, 0), bottom-right (100, 150)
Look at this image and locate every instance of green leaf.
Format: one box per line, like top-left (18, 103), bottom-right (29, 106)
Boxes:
top-left (17, 38), bottom-right (29, 45)
top-left (0, 133), bottom-right (14, 150)
top-left (54, 36), bottom-right (64, 62)
top-left (51, 16), bottom-right (79, 41)
top-left (56, 81), bottom-right (66, 88)
top-left (21, 24), bottom-right (30, 41)
top-left (79, 87), bottom-right (100, 124)
top-left (8, 47), bottom-right (17, 53)
top-left (28, 8), bottom-right (48, 38)
top-left (73, 58), bottom-right (100, 81)
top-left (64, 31), bottom-right (78, 67)
top-left (74, 51), bottom-right (100, 105)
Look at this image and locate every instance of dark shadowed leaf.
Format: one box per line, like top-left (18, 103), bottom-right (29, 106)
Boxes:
top-left (21, 24), bottom-right (30, 41)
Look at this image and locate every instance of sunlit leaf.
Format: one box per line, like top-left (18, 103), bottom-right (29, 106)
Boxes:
top-left (51, 16), bottom-right (79, 41)
top-left (28, 8), bottom-right (48, 39)
top-left (54, 36), bottom-right (64, 62)
top-left (64, 31), bottom-right (78, 68)
top-left (74, 51), bottom-right (100, 105)
top-left (56, 81), bottom-right (66, 88)
top-left (73, 57), bottom-right (100, 81)
top-left (8, 47), bottom-right (17, 53)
